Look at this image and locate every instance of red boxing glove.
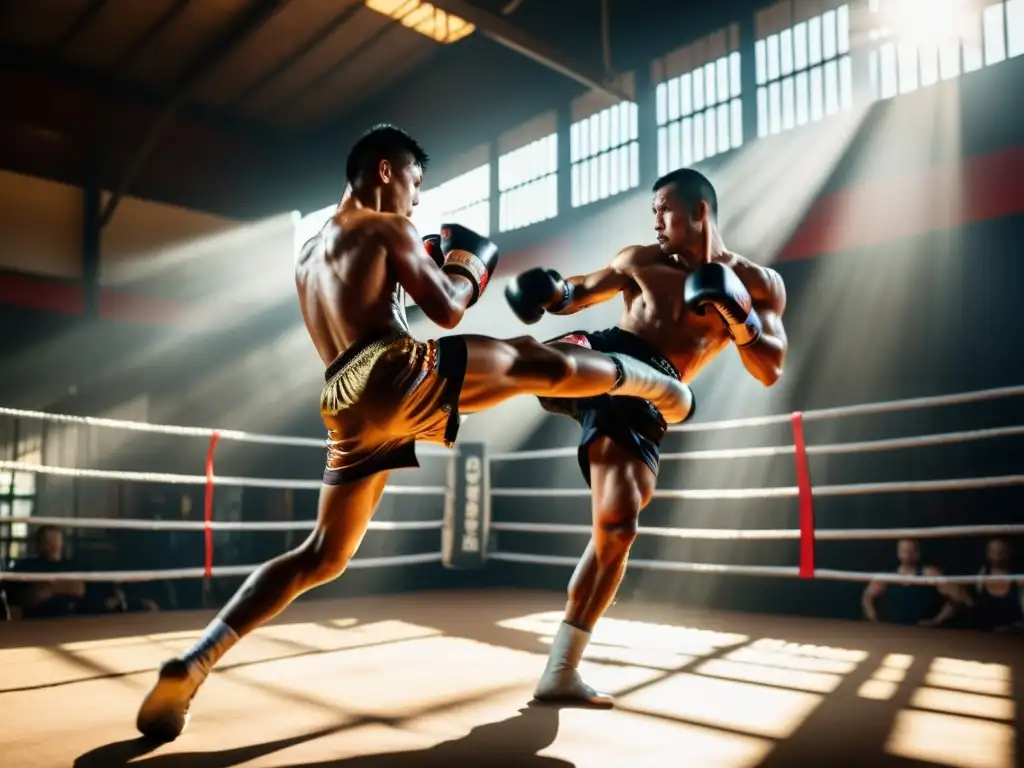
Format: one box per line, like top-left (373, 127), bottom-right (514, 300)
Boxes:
top-left (440, 223), bottom-right (500, 306)
top-left (422, 234), bottom-right (444, 268)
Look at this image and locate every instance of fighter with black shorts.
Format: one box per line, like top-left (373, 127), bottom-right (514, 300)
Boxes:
top-left (505, 168), bottom-right (790, 705)
top-left (134, 125), bottom-right (695, 742)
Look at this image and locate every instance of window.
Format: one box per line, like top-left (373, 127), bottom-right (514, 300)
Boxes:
top-left (570, 101), bottom-right (640, 208)
top-left (756, 5), bottom-right (852, 137)
top-left (415, 163), bottom-right (492, 237)
top-left (867, 0), bottom-right (1023, 100)
top-left (1011, 0), bottom-right (1024, 58)
top-left (656, 53), bottom-right (743, 175)
top-left (1, 445), bottom-right (39, 561)
top-left (499, 134), bottom-right (558, 232)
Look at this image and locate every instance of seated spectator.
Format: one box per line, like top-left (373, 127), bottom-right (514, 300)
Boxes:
top-left (861, 538), bottom-right (966, 627)
top-left (7, 525), bottom-right (160, 618)
top-left (971, 538), bottom-right (1024, 633)
top-left (7, 525), bottom-right (86, 619)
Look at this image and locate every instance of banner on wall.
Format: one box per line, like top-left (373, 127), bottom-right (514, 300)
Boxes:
top-left (442, 442), bottom-right (490, 570)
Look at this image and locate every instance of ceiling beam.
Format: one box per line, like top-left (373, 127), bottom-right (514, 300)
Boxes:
top-left (52, 0), bottom-right (108, 54)
top-left (428, 0), bottom-right (630, 103)
top-left (264, 16), bottom-right (400, 116)
top-left (99, 0), bottom-right (288, 229)
top-left (112, 0), bottom-right (192, 75)
top-left (228, 0), bottom-right (362, 109)
top-left (0, 42), bottom-right (283, 145)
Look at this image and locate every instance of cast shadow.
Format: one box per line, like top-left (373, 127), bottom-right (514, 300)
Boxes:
top-left (75, 702), bottom-right (572, 768)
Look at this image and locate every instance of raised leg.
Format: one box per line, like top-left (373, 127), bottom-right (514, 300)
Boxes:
top-left (136, 471), bottom-right (389, 741)
top-left (534, 437), bottom-right (656, 706)
top-left (457, 335), bottom-right (691, 421)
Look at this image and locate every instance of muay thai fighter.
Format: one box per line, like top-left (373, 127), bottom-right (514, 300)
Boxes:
top-left (505, 168), bottom-right (788, 705)
top-left (135, 125), bottom-right (695, 741)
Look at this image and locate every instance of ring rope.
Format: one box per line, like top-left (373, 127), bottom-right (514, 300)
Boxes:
top-left (668, 384), bottom-right (1024, 433)
top-left (488, 424), bottom-right (1024, 462)
top-left (0, 552), bottom-right (444, 583)
top-left (0, 461), bottom-right (446, 495)
top-left (491, 474), bottom-right (1024, 500)
top-left (491, 521), bottom-right (1024, 541)
top-left (488, 552), bottom-right (1024, 585)
top-left (2, 516), bottom-right (443, 532)
top-left (4, 385), bottom-right (1019, 450)
top-left (0, 406), bottom-right (452, 455)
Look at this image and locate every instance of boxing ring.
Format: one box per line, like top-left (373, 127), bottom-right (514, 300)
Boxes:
top-left (1, 387), bottom-right (1022, 767)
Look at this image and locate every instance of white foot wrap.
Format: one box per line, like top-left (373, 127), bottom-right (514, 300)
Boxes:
top-left (533, 622), bottom-right (614, 707)
top-left (183, 618), bottom-right (239, 679)
top-left (607, 353), bottom-right (693, 424)
top-left (136, 619), bottom-right (239, 742)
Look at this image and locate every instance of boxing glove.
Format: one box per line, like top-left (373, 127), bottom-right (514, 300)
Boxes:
top-left (440, 223), bottom-right (500, 306)
top-left (422, 234), bottom-right (444, 268)
top-left (684, 262), bottom-right (762, 347)
top-left (505, 267), bottom-right (570, 325)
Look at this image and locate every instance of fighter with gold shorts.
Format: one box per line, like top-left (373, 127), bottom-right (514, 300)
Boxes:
top-left (135, 124), bottom-right (696, 742)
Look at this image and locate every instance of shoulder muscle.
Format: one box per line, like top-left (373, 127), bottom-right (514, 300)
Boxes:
top-left (733, 257), bottom-right (786, 313)
top-left (612, 243), bottom-right (662, 270)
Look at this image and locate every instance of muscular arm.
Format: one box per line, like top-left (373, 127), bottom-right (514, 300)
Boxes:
top-left (921, 565), bottom-right (966, 626)
top-left (862, 580), bottom-right (884, 621)
top-left (551, 246), bottom-right (643, 315)
top-left (382, 216), bottom-right (474, 329)
top-left (16, 579), bottom-right (85, 609)
top-left (736, 263), bottom-right (788, 387)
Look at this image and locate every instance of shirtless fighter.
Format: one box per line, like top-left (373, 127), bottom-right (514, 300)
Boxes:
top-left (135, 125), bottom-right (694, 741)
top-left (504, 168), bottom-right (788, 705)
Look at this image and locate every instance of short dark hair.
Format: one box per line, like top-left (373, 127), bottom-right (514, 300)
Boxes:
top-left (35, 524), bottom-right (59, 547)
top-left (653, 168), bottom-right (718, 218)
top-left (345, 124), bottom-right (429, 187)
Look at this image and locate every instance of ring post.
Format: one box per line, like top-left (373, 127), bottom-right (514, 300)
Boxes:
top-left (203, 430), bottom-right (222, 603)
top-left (442, 442), bottom-right (489, 569)
top-left (790, 412), bottom-right (816, 578)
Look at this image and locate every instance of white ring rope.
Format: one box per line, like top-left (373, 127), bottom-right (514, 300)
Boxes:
top-left (669, 384), bottom-right (1024, 433)
top-left (491, 521), bottom-right (1024, 541)
top-left (491, 474), bottom-right (1024, 500)
top-left (0, 461), bottom-right (446, 496)
top-left (489, 424), bottom-right (1024, 462)
top-left (0, 406), bottom-right (452, 455)
top-left (0, 552), bottom-right (444, 583)
top-left (4, 385), bottom-right (1018, 452)
top-left (1, 515), bottom-right (443, 533)
top-left (492, 474), bottom-right (1024, 500)
top-left (488, 552), bottom-right (1024, 585)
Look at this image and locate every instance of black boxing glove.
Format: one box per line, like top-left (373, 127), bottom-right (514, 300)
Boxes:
top-left (422, 234), bottom-right (444, 268)
top-left (684, 262), bottom-right (762, 347)
top-left (440, 223), bottom-right (499, 306)
top-left (504, 267), bottom-right (571, 325)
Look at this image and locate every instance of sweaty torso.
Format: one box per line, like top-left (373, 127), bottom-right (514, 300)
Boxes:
top-left (615, 244), bottom-right (761, 382)
top-left (295, 207), bottom-right (409, 367)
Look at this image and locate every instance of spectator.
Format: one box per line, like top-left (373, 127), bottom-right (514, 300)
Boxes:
top-left (971, 538), bottom-right (1024, 633)
top-left (861, 539), bottom-right (965, 627)
top-left (7, 525), bottom-right (86, 619)
top-left (7, 525), bottom-right (159, 618)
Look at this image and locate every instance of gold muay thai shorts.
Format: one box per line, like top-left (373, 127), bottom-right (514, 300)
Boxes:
top-left (320, 332), bottom-right (467, 484)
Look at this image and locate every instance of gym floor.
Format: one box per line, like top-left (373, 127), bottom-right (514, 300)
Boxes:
top-left (0, 589), bottom-right (1018, 767)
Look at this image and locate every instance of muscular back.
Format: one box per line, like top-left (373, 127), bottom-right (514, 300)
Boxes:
top-left (615, 245), bottom-right (774, 382)
top-left (295, 208), bottom-right (409, 367)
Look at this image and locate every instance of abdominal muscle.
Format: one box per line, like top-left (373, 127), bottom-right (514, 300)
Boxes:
top-left (615, 265), bottom-right (732, 383)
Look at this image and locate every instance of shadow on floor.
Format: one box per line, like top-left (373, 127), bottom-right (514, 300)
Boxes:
top-left (60, 590), bottom-right (1021, 768)
top-left (74, 703), bottom-right (572, 768)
